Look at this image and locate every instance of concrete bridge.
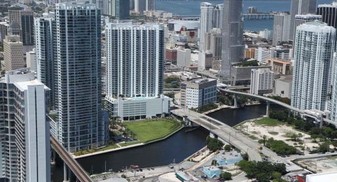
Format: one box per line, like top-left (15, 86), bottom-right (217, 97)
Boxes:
top-left (172, 109), bottom-right (279, 162)
top-left (51, 136), bottom-right (92, 182)
top-left (242, 13), bottom-right (274, 20)
top-left (219, 88), bottom-right (337, 127)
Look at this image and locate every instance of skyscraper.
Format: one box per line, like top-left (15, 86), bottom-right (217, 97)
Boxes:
top-left (213, 4), bottom-right (224, 29)
top-left (289, 0), bottom-right (317, 40)
top-left (54, 2), bottom-right (106, 152)
top-left (134, 0), bottom-right (155, 14)
top-left (34, 14), bottom-right (55, 108)
top-left (0, 69), bottom-right (50, 182)
top-left (199, 2), bottom-right (214, 52)
top-left (8, 5), bottom-right (34, 47)
top-left (105, 22), bottom-right (170, 120)
top-left (4, 35), bottom-right (24, 71)
top-left (102, 0), bottom-right (130, 19)
top-left (272, 13), bottom-right (291, 46)
top-left (221, 0), bottom-right (244, 80)
top-left (291, 21), bottom-right (335, 111)
top-left (317, 2), bottom-right (337, 29)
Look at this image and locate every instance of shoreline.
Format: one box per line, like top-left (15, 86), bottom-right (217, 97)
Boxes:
top-left (74, 124), bottom-right (184, 159)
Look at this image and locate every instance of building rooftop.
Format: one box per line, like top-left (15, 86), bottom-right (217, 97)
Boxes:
top-left (306, 172), bottom-right (337, 182)
top-left (14, 80), bottom-right (48, 91)
top-left (277, 75), bottom-right (292, 83)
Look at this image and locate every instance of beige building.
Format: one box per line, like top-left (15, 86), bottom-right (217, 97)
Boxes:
top-left (181, 78), bottom-right (217, 109)
top-left (4, 35), bottom-right (24, 71)
top-left (267, 58), bottom-right (292, 75)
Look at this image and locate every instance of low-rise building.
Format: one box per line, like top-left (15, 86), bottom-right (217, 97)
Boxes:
top-left (231, 65), bottom-right (271, 86)
top-left (274, 75), bottom-right (292, 98)
top-left (250, 68), bottom-right (274, 95)
top-left (177, 48), bottom-right (191, 68)
top-left (267, 58), bottom-right (292, 75)
top-left (181, 78), bottom-right (217, 109)
top-left (106, 96), bottom-right (170, 121)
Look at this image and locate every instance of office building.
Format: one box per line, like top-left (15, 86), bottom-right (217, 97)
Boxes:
top-left (274, 75), bottom-right (292, 99)
top-left (4, 35), bottom-right (24, 71)
top-left (165, 48), bottom-right (177, 64)
top-left (250, 68), bottom-right (274, 95)
top-left (231, 65), bottom-right (271, 86)
top-left (221, 0), bottom-right (244, 80)
top-left (267, 58), bottom-right (292, 75)
top-left (20, 10), bottom-right (34, 47)
top-left (291, 21), bottom-right (335, 111)
top-left (289, 0), bottom-right (317, 40)
top-left (105, 22), bottom-right (170, 120)
top-left (317, 2), bottom-right (337, 28)
top-left (181, 78), bottom-right (217, 109)
top-left (8, 5), bottom-right (34, 47)
top-left (177, 48), bottom-right (191, 68)
top-left (54, 2), bottom-right (106, 152)
top-left (0, 22), bottom-right (9, 43)
top-left (272, 13), bottom-right (291, 45)
top-left (0, 69), bottom-right (50, 182)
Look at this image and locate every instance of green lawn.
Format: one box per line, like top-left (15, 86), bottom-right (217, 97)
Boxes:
top-left (124, 118), bottom-right (182, 143)
top-left (255, 118), bottom-right (282, 126)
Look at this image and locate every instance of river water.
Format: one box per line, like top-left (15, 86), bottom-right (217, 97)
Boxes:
top-left (52, 104), bottom-right (274, 181)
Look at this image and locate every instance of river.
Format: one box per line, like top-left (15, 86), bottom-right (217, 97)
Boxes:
top-left (52, 104), bottom-right (274, 181)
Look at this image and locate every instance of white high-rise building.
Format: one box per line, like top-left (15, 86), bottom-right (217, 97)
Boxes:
top-left (250, 68), bottom-right (274, 95)
top-left (54, 2), bottom-right (106, 152)
top-left (199, 2), bottom-right (214, 52)
top-left (105, 22), bottom-right (170, 120)
top-left (199, 3), bottom-right (224, 70)
top-left (289, 0), bottom-right (317, 40)
top-left (0, 69), bottom-right (50, 182)
top-left (134, 0), bottom-right (155, 14)
top-left (291, 21), bottom-right (335, 111)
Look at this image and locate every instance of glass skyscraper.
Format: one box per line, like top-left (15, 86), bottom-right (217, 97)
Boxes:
top-left (54, 2), bottom-right (105, 152)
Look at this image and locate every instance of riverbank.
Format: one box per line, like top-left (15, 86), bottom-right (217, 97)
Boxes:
top-left (202, 105), bottom-right (231, 115)
top-left (74, 120), bottom-right (183, 159)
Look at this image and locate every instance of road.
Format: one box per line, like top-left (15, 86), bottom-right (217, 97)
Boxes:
top-left (219, 88), bottom-right (301, 113)
top-left (51, 136), bottom-right (92, 182)
top-left (171, 109), bottom-right (304, 172)
top-left (220, 88), bottom-right (337, 127)
top-left (172, 109), bottom-right (262, 161)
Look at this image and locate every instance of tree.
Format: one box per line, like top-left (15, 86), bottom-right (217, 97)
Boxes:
top-left (224, 145), bottom-right (231, 152)
top-left (262, 135), bottom-right (267, 146)
top-left (211, 160), bottom-right (218, 166)
top-left (220, 172), bottom-right (232, 181)
top-left (318, 142), bottom-right (330, 153)
top-left (206, 136), bottom-right (223, 152)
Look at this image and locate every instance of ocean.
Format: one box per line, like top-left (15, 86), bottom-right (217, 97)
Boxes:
top-left (155, 0), bottom-right (333, 31)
